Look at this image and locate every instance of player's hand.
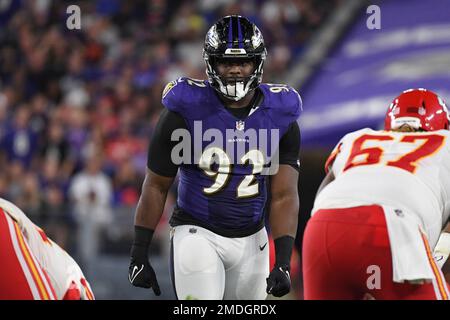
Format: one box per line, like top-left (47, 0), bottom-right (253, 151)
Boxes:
top-left (128, 244), bottom-right (161, 296)
top-left (266, 265), bottom-right (291, 297)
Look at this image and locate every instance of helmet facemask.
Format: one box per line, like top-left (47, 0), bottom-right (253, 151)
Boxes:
top-left (204, 54), bottom-right (265, 101)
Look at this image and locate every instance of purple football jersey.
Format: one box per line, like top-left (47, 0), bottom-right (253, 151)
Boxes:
top-left (162, 77), bottom-right (302, 232)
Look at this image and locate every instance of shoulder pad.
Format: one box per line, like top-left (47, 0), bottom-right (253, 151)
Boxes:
top-left (336, 128), bottom-right (371, 146)
top-left (0, 198), bottom-right (27, 230)
top-left (325, 129), bottom-right (373, 174)
top-left (161, 77), bottom-right (213, 119)
top-left (259, 83), bottom-right (302, 126)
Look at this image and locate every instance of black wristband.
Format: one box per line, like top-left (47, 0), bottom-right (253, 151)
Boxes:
top-left (133, 226), bottom-right (154, 248)
top-left (274, 235), bottom-right (295, 268)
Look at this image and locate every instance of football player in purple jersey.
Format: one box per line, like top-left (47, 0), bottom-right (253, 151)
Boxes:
top-left (128, 15), bottom-right (302, 300)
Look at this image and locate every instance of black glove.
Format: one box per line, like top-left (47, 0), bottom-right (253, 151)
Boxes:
top-left (266, 235), bottom-right (294, 297)
top-left (128, 226), bottom-right (161, 296)
top-left (266, 265), bottom-right (291, 297)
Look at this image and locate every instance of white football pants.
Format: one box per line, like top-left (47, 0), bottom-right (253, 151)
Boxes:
top-left (170, 225), bottom-right (269, 300)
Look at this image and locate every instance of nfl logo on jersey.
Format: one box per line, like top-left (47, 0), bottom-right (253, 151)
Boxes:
top-left (236, 120), bottom-right (245, 131)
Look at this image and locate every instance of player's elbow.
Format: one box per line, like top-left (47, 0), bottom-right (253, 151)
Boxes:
top-left (271, 189), bottom-right (299, 208)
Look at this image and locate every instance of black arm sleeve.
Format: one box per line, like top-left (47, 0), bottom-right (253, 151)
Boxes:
top-left (147, 108), bottom-right (188, 177)
top-left (278, 121), bottom-right (301, 171)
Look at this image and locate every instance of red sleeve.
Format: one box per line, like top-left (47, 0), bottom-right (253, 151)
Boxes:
top-left (63, 281), bottom-right (81, 300)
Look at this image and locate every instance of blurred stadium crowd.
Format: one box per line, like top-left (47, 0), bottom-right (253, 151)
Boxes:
top-left (0, 0), bottom-right (339, 277)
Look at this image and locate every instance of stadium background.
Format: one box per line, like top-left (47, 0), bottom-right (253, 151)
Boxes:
top-left (1, 0), bottom-right (449, 299)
